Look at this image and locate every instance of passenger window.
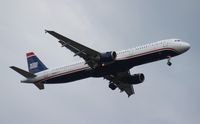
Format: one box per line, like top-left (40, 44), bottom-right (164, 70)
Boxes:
top-left (175, 39), bottom-right (180, 42)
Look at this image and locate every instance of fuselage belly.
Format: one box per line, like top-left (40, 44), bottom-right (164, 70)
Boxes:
top-left (44, 48), bottom-right (179, 84)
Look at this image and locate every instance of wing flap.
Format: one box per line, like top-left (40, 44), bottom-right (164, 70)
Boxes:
top-left (105, 71), bottom-right (135, 97)
top-left (117, 83), bottom-right (135, 97)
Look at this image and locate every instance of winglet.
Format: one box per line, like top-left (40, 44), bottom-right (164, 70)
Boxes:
top-left (45, 29), bottom-right (49, 33)
top-left (45, 30), bottom-right (53, 34)
top-left (44, 30), bottom-right (68, 41)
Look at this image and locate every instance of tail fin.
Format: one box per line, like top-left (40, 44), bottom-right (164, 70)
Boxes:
top-left (26, 52), bottom-right (48, 73)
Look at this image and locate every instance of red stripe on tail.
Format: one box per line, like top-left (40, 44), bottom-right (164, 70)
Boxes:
top-left (26, 52), bottom-right (34, 57)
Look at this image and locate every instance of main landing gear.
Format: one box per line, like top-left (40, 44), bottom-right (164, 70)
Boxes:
top-left (109, 83), bottom-right (117, 90)
top-left (167, 56), bottom-right (172, 66)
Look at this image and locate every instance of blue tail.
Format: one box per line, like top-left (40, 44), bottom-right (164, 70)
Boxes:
top-left (26, 52), bottom-right (48, 73)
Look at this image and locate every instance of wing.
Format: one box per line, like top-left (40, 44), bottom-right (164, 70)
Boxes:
top-left (105, 71), bottom-right (135, 97)
top-left (45, 30), bottom-right (101, 68)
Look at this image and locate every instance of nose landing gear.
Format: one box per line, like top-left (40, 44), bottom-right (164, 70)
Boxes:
top-left (167, 56), bottom-right (172, 66)
top-left (109, 83), bottom-right (117, 90)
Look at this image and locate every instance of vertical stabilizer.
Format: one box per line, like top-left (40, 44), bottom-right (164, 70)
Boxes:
top-left (26, 52), bottom-right (48, 73)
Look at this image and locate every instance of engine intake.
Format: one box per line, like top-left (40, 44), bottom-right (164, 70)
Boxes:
top-left (128, 73), bottom-right (145, 84)
top-left (99, 51), bottom-right (117, 62)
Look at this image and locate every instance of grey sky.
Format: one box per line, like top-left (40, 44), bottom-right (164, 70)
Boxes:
top-left (0, 0), bottom-right (199, 124)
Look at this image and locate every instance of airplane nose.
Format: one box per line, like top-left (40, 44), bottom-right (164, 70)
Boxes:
top-left (184, 42), bottom-right (190, 50)
top-left (181, 42), bottom-right (191, 53)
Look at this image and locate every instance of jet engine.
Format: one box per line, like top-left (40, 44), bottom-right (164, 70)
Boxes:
top-left (99, 51), bottom-right (117, 62)
top-left (127, 73), bottom-right (145, 84)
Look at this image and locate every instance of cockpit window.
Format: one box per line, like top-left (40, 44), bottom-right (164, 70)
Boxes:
top-left (175, 39), bottom-right (180, 42)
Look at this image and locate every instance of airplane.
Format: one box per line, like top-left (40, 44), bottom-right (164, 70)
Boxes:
top-left (10, 30), bottom-right (190, 97)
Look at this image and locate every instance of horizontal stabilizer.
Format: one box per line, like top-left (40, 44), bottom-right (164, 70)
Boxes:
top-left (34, 82), bottom-right (44, 90)
top-left (10, 66), bottom-right (36, 78)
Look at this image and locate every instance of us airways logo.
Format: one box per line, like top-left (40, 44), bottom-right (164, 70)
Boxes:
top-left (30, 62), bottom-right (38, 69)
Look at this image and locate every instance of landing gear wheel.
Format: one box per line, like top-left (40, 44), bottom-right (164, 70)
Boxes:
top-left (167, 61), bottom-right (172, 66)
top-left (109, 83), bottom-right (117, 90)
top-left (167, 56), bottom-right (172, 66)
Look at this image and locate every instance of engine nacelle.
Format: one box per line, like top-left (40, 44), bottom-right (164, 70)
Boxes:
top-left (128, 73), bottom-right (145, 84)
top-left (99, 51), bottom-right (117, 62)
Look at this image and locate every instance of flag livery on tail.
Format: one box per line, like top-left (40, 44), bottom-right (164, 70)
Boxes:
top-left (26, 52), bottom-right (47, 73)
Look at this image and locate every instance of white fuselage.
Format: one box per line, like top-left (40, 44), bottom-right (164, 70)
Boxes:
top-left (22, 39), bottom-right (190, 84)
